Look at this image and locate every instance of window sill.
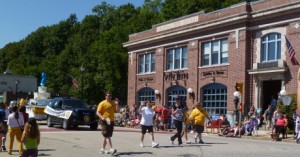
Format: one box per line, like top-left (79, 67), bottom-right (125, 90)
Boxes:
top-left (199, 63), bottom-right (230, 69)
top-left (136, 72), bottom-right (156, 76)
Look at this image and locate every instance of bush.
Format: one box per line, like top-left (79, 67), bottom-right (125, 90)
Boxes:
top-left (276, 93), bottom-right (297, 132)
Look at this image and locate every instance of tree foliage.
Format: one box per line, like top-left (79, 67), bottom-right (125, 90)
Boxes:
top-left (0, 0), bottom-right (245, 105)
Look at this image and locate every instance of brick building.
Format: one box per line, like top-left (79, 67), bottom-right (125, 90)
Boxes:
top-left (123, 0), bottom-right (300, 119)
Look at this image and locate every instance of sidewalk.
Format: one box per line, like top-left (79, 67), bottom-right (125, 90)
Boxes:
top-left (114, 127), bottom-right (297, 143)
top-left (205, 129), bottom-right (297, 143)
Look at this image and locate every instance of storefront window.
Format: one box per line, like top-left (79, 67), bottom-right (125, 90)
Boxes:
top-left (202, 83), bottom-right (227, 115)
top-left (167, 86), bottom-right (186, 108)
top-left (138, 87), bottom-right (155, 106)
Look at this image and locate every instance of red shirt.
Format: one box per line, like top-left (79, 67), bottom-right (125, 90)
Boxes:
top-left (160, 108), bottom-right (169, 119)
top-left (276, 117), bottom-right (285, 126)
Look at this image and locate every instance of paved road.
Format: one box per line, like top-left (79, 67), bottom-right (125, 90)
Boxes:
top-left (1, 125), bottom-right (299, 157)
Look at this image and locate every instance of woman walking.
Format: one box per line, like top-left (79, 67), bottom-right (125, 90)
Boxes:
top-left (169, 97), bottom-right (184, 146)
top-left (7, 105), bottom-right (24, 155)
top-left (189, 102), bottom-right (210, 144)
top-left (21, 117), bottom-right (40, 157)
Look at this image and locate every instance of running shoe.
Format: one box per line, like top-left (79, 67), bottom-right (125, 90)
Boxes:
top-left (1, 145), bottom-right (6, 151)
top-left (152, 142), bottom-right (159, 148)
top-left (199, 139), bottom-right (204, 144)
top-left (169, 137), bottom-right (174, 145)
top-left (194, 136), bottom-right (197, 143)
top-left (100, 148), bottom-right (109, 154)
top-left (186, 141), bottom-right (191, 144)
top-left (140, 143), bottom-right (144, 147)
top-left (110, 148), bottom-right (117, 155)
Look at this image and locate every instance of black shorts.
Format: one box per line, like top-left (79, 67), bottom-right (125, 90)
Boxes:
top-left (141, 125), bottom-right (153, 134)
top-left (194, 125), bottom-right (204, 133)
top-left (100, 120), bottom-right (114, 137)
top-left (160, 118), bottom-right (168, 124)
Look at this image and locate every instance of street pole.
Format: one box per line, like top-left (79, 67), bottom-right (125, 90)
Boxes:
top-left (15, 80), bottom-right (19, 101)
top-left (80, 64), bottom-right (85, 99)
top-left (234, 91), bottom-right (240, 123)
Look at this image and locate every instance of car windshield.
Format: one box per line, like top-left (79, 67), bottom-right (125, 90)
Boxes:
top-left (63, 99), bottom-right (87, 108)
top-left (36, 99), bottom-right (51, 106)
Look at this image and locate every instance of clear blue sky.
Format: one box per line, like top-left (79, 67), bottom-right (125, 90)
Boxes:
top-left (0, 0), bottom-right (144, 49)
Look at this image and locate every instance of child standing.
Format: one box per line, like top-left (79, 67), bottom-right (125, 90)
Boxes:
top-left (21, 117), bottom-right (40, 157)
top-left (181, 107), bottom-right (191, 144)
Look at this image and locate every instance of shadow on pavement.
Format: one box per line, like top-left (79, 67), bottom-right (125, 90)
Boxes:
top-left (116, 151), bottom-right (152, 156)
top-left (37, 148), bottom-right (56, 156)
top-left (159, 144), bottom-right (212, 148)
top-left (204, 142), bottom-right (228, 144)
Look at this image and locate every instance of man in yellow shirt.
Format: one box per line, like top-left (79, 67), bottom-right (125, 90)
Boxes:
top-left (189, 102), bottom-right (210, 144)
top-left (97, 92), bottom-right (119, 155)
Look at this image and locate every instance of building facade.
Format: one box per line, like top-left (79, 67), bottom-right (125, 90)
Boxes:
top-left (124, 0), bottom-right (300, 118)
top-left (0, 73), bottom-right (37, 103)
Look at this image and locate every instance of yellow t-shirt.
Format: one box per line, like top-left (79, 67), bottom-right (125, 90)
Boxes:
top-left (183, 111), bottom-right (190, 125)
top-left (97, 100), bottom-right (116, 121)
top-left (189, 108), bottom-right (208, 126)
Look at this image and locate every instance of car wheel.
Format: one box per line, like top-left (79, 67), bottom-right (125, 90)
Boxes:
top-left (90, 122), bottom-right (98, 130)
top-left (47, 116), bottom-right (53, 127)
top-left (62, 119), bottom-right (70, 130)
top-left (73, 125), bottom-right (78, 129)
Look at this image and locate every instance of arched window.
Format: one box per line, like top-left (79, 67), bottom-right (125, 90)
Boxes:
top-left (138, 87), bottom-right (155, 106)
top-left (261, 33), bottom-right (281, 62)
top-left (166, 86), bottom-right (186, 108)
top-left (202, 83), bottom-right (227, 115)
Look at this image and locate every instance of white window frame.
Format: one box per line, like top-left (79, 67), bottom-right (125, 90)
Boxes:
top-left (166, 46), bottom-right (187, 71)
top-left (261, 33), bottom-right (281, 62)
top-left (201, 39), bottom-right (228, 66)
top-left (138, 52), bottom-right (155, 74)
top-left (255, 27), bottom-right (286, 63)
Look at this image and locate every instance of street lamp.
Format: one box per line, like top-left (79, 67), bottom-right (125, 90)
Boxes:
top-left (233, 91), bottom-right (240, 122)
top-left (15, 80), bottom-right (20, 101)
top-left (80, 64), bottom-right (85, 99)
top-left (279, 89), bottom-right (288, 113)
top-left (279, 89), bottom-right (286, 98)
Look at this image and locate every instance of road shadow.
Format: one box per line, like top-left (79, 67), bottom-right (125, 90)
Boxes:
top-left (158, 144), bottom-right (212, 148)
top-left (39, 149), bottom-right (56, 151)
top-left (37, 148), bottom-right (56, 156)
top-left (38, 153), bottom-right (52, 156)
top-left (115, 151), bottom-right (152, 156)
top-left (204, 142), bottom-right (228, 144)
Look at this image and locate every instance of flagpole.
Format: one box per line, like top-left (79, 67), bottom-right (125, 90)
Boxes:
top-left (297, 67), bottom-right (300, 115)
top-left (80, 64), bottom-right (85, 99)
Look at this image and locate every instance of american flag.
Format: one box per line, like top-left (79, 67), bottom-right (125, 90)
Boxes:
top-left (285, 36), bottom-right (300, 66)
top-left (69, 74), bottom-right (79, 88)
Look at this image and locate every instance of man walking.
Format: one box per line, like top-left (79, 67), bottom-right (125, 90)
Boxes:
top-left (96, 92), bottom-right (119, 155)
top-left (264, 105), bottom-right (273, 131)
top-left (189, 102), bottom-right (210, 144)
top-left (139, 100), bottom-right (159, 148)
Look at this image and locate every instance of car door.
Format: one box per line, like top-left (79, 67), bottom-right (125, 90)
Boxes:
top-left (51, 99), bottom-right (63, 124)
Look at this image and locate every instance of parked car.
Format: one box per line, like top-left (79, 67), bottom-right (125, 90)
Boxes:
top-left (44, 97), bottom-right (98, 130)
